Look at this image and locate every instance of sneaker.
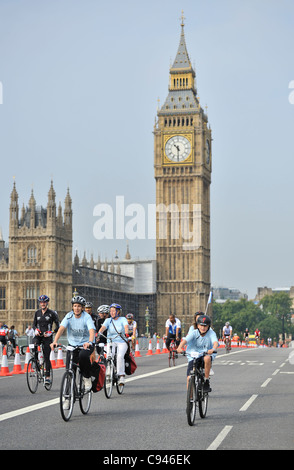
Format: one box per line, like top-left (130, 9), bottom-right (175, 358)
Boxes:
top-left (63, 398), bottom-right (70, 410)
top-left (83, 377), bottom-right (92, 392)
top-left (203, 379), bottom-right (212, 392)
top-left (118, 375), bottom-right (125, 386)
top-left (45, 377), bottom-right (51, 386)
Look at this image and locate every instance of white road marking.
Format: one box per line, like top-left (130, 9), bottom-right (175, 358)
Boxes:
top-left (261, 378), bottom-right (272, 388)
top-left (239, 394), bottom-right (258, 411)
top-left (207, 425), bottom-right (233, 450)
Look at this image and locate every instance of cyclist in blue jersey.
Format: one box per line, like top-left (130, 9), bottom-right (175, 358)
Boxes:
top-left (177, 315), bottom-right (218, 392)
top-left (98, 303), bottom-right (129, 386)
top-left (52, 296), bottom-right (95, 392)
top-left (164, 314), bottom-right (182, 351)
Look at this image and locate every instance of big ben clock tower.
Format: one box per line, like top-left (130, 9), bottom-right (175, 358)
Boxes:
top-left (154, 13), bottom-right (212, 333)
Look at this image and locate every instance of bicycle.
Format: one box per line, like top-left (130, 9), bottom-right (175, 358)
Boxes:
top-left (59, 344), bottom-right (93, 422)
top-left (168, 338), bottom-right (178, 367)
top-left (26, 343), bottom-right (53, 394)
top-left (184, 350), bottom-right (216, 426)
top-left (224, 336), bottom-right (231, 354)
top-left (6, 339), bottom-right (15, 358)
top-left (101, 334), bottom-right (126, 399)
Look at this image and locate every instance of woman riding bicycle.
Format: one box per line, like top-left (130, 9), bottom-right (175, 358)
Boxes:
top-left (98, 303), bottom-right (129, 386)
top-left (51, 296), bottom-right (95, 392)
top-left (177, 315), bottom-right (218, 392)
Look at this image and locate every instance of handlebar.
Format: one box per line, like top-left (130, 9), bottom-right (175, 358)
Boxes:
top-left (97, 332), bottom-right (132, 342)
top-left (181, 350), bottom-right (217, 357)
top-left (52, 344), bottom-right (90, 352)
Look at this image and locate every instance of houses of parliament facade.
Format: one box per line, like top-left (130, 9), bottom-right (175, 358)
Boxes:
top-left (0, 17), bottom-right (212, 336)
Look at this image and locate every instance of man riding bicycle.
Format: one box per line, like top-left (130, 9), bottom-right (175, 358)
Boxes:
top-left (222, 322), bottom-right (232, 350)
top-left (52, 296), bottom-right (96, 392)
top-left (177, 315), bottom-right (218, 392)
top-left (255, 328), bottom-right (261, 346)
top-left (164, 314), bottom-right (181, 351)
top-left (32, 295), bottom-right (60, 386)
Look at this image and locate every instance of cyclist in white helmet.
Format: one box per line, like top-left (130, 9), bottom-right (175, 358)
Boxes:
top-left (52, 296), bottom-right (95, 392)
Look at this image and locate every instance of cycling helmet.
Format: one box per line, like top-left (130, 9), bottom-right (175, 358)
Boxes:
top-left (110, 303), bottom-right (122, 317)
top-left (197, 315), bottom-right (211, 328)
top-left (38, 295), bottom-right (50, 303)
top-left (85, 302), bottom-right (93, 308)
top-left (110, 303), bottom-right (122, 310)
top-left (71, 295), bottom-right (86, 306)
top-left (126, 313), bottom-right (134, 319)
top-left (97, 305), bottom-right (110, 314)
top-left (225, 322), bottom-right (230, 326)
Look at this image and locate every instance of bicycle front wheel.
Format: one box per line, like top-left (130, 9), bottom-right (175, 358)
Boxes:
top-left (78, 369), bottom-right (92, 414)
top-left (116, 375), bottom-right (124, 395)
top-left (60, 371), bottom-right (75, 422)
top-left (173, 349), bottom-right (177, 366)
top-left (104, 360), bottom-right (114, 398)
top-left (186, 376), bottom-right (197, 426)
top-left (44, 367), bottom-right (53, 391)
top-left (198, 380), bottom-right (209, 419)
top-left (26, 358), bottom-right (39, 394)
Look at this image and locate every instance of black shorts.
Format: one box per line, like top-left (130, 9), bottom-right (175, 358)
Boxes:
top-left (186, 356), bottom-right (211, 376)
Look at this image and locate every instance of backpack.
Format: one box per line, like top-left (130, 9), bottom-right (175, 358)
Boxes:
top-left (91, 360), bottom-right (106, 393)
top-left (8, 329), bottom-right (14, 340)
top-left (124, 350), bottom-right (137, 376)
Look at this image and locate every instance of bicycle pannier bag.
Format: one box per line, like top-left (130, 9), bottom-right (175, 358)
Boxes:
top-left (124, 351), bottom-right (137, 376)
top-left (91, 361), bottom-right (106, 392)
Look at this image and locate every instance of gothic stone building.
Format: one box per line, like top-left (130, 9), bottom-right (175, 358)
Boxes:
top-left (0, 181), bottom-right (73, 333)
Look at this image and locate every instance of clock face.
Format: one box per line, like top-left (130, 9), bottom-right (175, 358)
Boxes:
top-left (165, 135), bottom-right (191, 163)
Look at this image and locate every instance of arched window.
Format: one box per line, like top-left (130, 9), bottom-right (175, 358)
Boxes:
top-left (27, 245), bottom-right (37, 264)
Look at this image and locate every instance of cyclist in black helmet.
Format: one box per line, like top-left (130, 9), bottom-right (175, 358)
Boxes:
top-left (32, 295), bottom-right (60, 386)
top-left (177, 315), bottom-right (218, 392)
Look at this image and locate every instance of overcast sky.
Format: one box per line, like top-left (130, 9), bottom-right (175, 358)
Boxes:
top-left (0, 0), bottom-right (294, 300)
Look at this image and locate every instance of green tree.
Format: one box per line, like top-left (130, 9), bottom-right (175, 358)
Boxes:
top-left (260, 292), bottom-right (293, 341)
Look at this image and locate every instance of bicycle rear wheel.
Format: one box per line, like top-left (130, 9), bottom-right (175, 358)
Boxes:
top-left (104, 359), bottom-right (114, 398)
top-left (26, 358), bottom-right (39, 394)
top-left (78, 369), bottom-right (92, 414)
top-left (186, 376), bottom-right (197, 426)
top-left (60, 371), bottom-right (75, 421)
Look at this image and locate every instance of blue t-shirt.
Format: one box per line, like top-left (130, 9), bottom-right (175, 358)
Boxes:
top-left (61, 311), bottom-right (95, 346)
top-left (102, 317), bottom-right (128, 343)
top-left (184, 328), bottom-right (218, 362)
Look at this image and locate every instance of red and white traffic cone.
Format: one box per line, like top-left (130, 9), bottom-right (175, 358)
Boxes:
top-left (56, 346), bottom-right (65, 368)
top-left (12, 346), bottom-right (25, 374)
top-left (135, 340), bottom-right (142, 357)
top-left (0, 346), bottom-right (13, 376)
top-left (146, 339), bottom-right (153, 356)
top-left (162, 338), bottom-right (168, 354)
top-left (155, 339), bottom-right (161, 354)
top-left (50, 348), bottom-right (57, 369)
top-left (23, 346), bottom-right (31, 372)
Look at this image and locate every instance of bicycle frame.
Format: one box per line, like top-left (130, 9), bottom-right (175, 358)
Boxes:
top-left (185, 351), bottom-right (213, 426)
top-left (26, 343), bottom-right (53, 393)
top-left (59, 345), bottom-right (92, 422)
top-left (101, 333), bottom-right (125, 398)
top-left (168, 339), bottom-right (177, 367)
